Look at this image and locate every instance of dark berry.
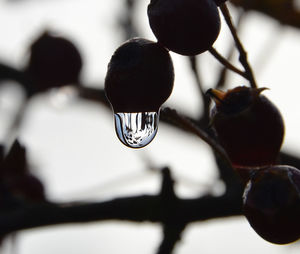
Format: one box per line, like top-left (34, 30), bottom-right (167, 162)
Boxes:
top-left (214, 0), bottom-right (227, 6)
top-left (25, 31), bottom-right (82, 93)
top-left (1, 140), bottom-right (45, 202)
top-left (243, 165), bottom-right (300, 244)
top-left (105, 38), bottom-right (174, 113)
top-left (207, 86), bottom-right (284, 168)
top-left (147, 0), bottom-right (221, 56)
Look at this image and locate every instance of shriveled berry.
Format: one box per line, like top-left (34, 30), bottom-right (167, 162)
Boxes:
top-left (147, 0), bottom-right (221, 56)
top-left (207, 86), bottom-right (284, 168)
top-left (243, 165), bottom-right (300, 244)
top-left (105, 38), bottom-right (174, 113)
top-left (25, 31), bottom-right (82, 94)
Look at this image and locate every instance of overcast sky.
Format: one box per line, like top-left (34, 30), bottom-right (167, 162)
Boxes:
top-left (0, 0), bottom-right (300, 253)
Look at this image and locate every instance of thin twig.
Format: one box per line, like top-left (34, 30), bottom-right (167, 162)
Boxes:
top-left (230, 0), bottom-right (300, 29)
top-left (161, 107), bottom-right (232, 167)
top-left (188, 56), bottom-right (211, 122)
top-left (189, 56), bottom-right (205, 96)
top-left (119, 0), bottom-right (139, 40)
top-left (220, 3), bottom-right (258, 89)
top-left (209, 47), bottom-right (247, 78)
top-left (214, 8), bottom-right (245, 89)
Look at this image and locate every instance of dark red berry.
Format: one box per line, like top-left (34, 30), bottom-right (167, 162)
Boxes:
top-left (147, 0), bottom-right (221, 56)
top-left (105, 38), bottom-right (174, 113)
top-left (25, 31), bottom-right (82, 93)
top-left (243, 165), bottom-right (300, 244)
top-left (207, 86), bottom-right (284, 168)
top-left (214, 0), bottom-right (227, 6)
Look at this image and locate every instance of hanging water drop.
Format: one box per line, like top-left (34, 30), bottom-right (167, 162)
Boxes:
top-left (114, 111), bottom-right (159, 148)
top-left (104, 38), bottom-right (174, 148)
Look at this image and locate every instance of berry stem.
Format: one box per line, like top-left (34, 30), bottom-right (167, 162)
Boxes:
top-left (213, 8), bottom-right (245, 89)
top-left (220, 3), bottom-right (258, 89)
top-left (161, 107), bottom-right (232, 167)
top-left (189, 56), bottom-right (211, 122)
top-left (209, 47), bottom-right (247, 78)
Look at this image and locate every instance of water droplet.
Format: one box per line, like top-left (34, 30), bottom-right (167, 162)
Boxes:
top-left (114, 111), bottom-right (159, 148)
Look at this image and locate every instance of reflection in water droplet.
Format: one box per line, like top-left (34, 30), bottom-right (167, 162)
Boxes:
top-left (114, 111), bottom-right (159, 148)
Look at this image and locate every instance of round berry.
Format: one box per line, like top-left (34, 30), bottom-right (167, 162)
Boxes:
top-left (243, 165), bottom-right (300, 244)
top-left (105, 38), bottom-right (174, 113)
top-left (25, 31), bottom-right (82, 93)
top-left (207, 86), bottom-right (284, 168)
top-left (147, 0), bottom-right (221, 56)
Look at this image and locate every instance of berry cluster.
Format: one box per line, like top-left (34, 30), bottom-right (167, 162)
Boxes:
top-left (105, 0), bottom-right (223, 147)
top-left (208, 86), bottom-right (300, 244)
top-left (104, 0), bottom-right (300, 245)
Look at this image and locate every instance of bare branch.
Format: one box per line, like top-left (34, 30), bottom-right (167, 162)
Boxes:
top-left (220, 3), bottom-right (258, 89)
top-left (157, 224), bottom-right (186, 254)
top-left (161, 107), bottom-right (231, 167)
top-left (0, 192), bottom-right (242, 236)
top-left (209, 47), bottom-right (247, 78)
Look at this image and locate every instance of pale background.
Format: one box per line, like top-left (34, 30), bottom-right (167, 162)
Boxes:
top-left (0, 0), bottom-right (299, 253)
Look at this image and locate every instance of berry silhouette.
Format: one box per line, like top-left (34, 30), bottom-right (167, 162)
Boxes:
top-left (207, 86), bottom-right (284, 168)
top-left (25, 31), bottom-right (82, 94)
top-left (147, 0), bottom-right (221, 56)
top-left (105, 37), bottom-right (174, 113)
top-left (243, 165), bottom-right (300, 244)
top-left (214, 0), bottom-right (227, 6)
top-left (1, 140), bottom-right (45, 203)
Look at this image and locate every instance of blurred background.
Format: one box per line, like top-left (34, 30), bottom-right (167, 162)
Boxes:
top-left (0, 0), bottom-right (300, 253)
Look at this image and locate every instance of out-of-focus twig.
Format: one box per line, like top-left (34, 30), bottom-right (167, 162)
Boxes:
top-left (230, 0), bottom-right (300, 29)
top-left (189, 56), bottom-right (211, 122)
top-left (157, 223), bottom-right (186, 254)
top-left (119, 0), bottom-right (139, 40)
top-left (0, 168), bottom-right (243, 237)
top-left (189, 56), bottom-right (205, 96)
top-left (77, 86), bottom-right (108, 106)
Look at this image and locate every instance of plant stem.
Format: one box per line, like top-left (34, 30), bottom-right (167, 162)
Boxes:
top-left (161, 107), bottom-right (232, 167)
top-left (209, 47), bottom-right (247, 78)
top-left (220, 3), bottom-right (258, 89)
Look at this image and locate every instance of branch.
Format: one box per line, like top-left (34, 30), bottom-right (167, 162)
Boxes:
top-left (157, 224), bottom-right (186, 254)
top-left (188, 56), bottom-right (211, 122)
top-left (230, 0), bottom-right (300, 29)
top-left (214, 8), bottom-right (245, 90)
top-left (77, 86), bottom-right (108, 106)
top-left (220, 3), bottom-right (258, 89)
top-left (160, 108), bottom-right (232, 167)
top-left (209, 47), bottom-right (247, 78)
top-left (0, 191), bottom-right (242, 236)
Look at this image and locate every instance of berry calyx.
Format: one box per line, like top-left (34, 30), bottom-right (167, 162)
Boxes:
top-left (207, 86), bottom-right (285, 168)
top-left (243, 165), bottom-right (300, 244)
top-left (105, 38), bottom-right (174, 113)
top-left (147, 0), bottom-right (221, 56)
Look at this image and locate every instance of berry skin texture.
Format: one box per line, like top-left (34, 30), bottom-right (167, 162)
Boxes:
top-left (243, 165), bottom-right (300, 244)
top-left (147, 0), bottom-right (221, 56)
top-left (25, 31), bottom-right (82, 93)
top-left (207, 86), bottom-right (284, 168)
top-left (105, 38), bottom-right (174, 113)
